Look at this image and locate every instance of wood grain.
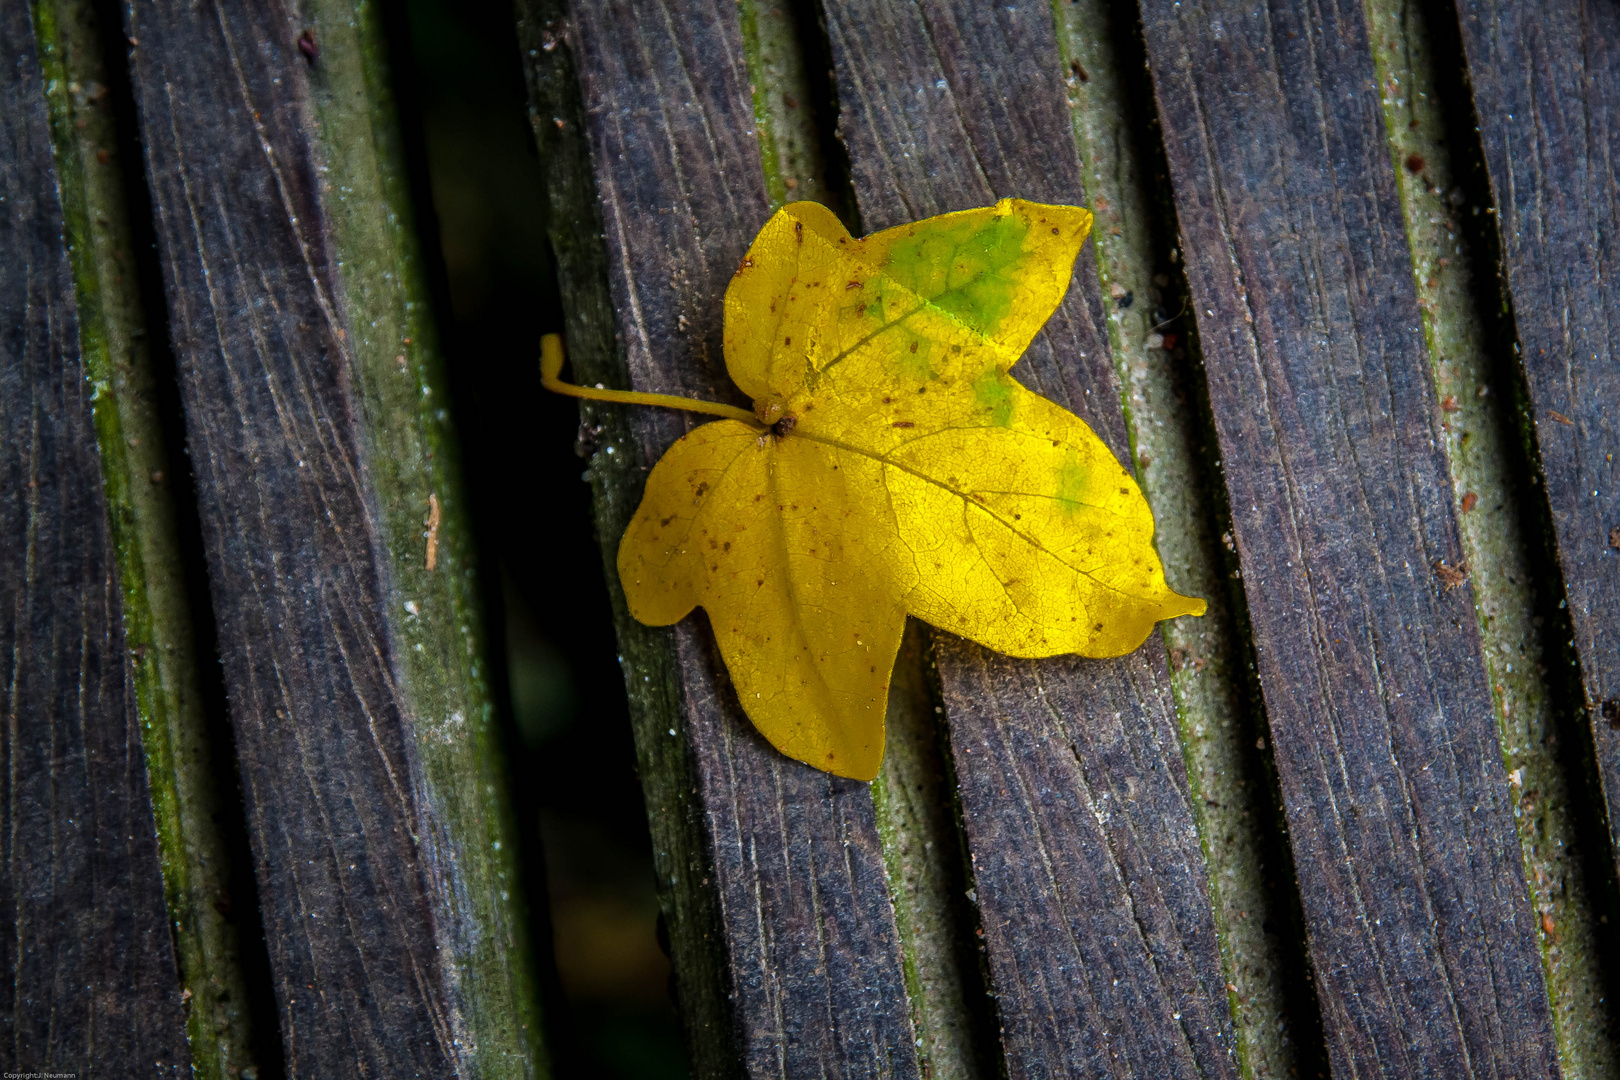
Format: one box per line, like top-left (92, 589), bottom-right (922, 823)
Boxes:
top-left (0, 6), bottom-right (189, 1071)
top-left (1455, 0), bottom-right (1620, 866)
top-left (120, 0), bottom-right (540, 1074)
top-left (824, 4), bottom-right (1238, 1077)
top-left (1139, 0), bottom-right (1558, 1075)
top-left (543, 1), bottom-right (920, 1074)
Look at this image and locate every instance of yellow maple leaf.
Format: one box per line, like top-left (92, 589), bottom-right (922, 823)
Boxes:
top-left (544, 198), bottom-right (1204, 780)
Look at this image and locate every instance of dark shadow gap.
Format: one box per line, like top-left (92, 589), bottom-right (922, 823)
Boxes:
top-left (791, 0), bottom-right (860, 233)
top-left (380, 0), bottom-right (580, 1071)
top-left (393, 1), bottom-right (690, 1077)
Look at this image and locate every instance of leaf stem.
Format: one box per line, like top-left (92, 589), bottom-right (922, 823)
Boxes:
top-left (541, 334), bottom-right (760, 425)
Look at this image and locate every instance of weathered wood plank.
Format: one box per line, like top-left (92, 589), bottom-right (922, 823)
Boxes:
top-left (120, 0), bottom-right (545, 1074)
top-left (823, 4), bottom-right (1237, 1077)
top-left (521, 1), bottom-right (920, 1075)
top-left (1454, 0), bottom-right (1620, 870)
top-left (1139, 0), bottom-right (1558, 1074)
top-left (0, 4), bottom-right (189, 1071)
top-left (29, 0), bottom-right (263, 1073)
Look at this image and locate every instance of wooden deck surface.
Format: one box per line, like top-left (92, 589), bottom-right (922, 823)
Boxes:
top-left (2, 0), bottom-right (1617, 1077)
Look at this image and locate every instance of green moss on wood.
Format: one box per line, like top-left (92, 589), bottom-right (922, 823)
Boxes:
top-left (297, 2), bottom-right (547, 1074)
top-left (29, 4), bottom-right (261, 1077)
top-left (737, 0), bottom-right (837, 214)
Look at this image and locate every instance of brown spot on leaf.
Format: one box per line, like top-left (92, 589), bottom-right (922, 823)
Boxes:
top-left (1405, 153), bottom-right (1425, 173)
top-left (1461, 491), bottom-right (1478, 513)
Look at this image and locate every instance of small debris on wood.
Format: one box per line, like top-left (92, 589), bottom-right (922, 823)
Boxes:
top-left (297, 28), bottom-right (318, 63)
top-left (1549, 410), bottom-right (1574, 425)
top-left (1609, 526), bottom-right (1620, 551)
top-left (424, 492), bottom-right (441, 571)
top-left (1602, 700), bottom-right (1620, 728)
top-left (1169, 646), bottom-right (1206, 673)
top-left (1433, 559), bottom-right (1469, 589)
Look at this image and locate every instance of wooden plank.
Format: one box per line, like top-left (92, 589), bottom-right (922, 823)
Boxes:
top-left (822, 5), bottom-right (1237, 1077)
top-left (520, 1), bottom-right (920, 1075)
top-left (0, 4), bottom-right (190, 1071)
top-left (120, 1), bottom-right (545, 1074)
top-left (1454, 0), bottom-right (1620, 867)
top-left (1138, 0), bottom-right (1558, 1075)
top-left (29, 0), bottom-right (265, 1074)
